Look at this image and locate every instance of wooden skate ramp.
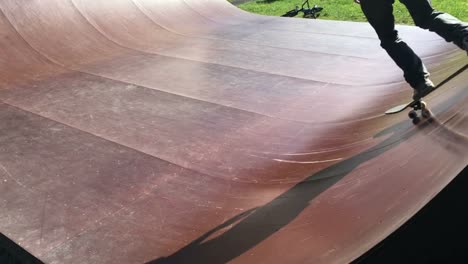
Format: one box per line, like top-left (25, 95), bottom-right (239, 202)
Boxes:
top-left (0, 0), bottom-right (467, 263)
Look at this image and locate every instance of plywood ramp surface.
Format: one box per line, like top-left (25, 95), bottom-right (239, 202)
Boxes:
top-left (0, 1), bottom-right (467, 263)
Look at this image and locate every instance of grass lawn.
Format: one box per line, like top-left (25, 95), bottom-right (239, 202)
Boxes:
top-left (230, 0), bottom-right (468, 25)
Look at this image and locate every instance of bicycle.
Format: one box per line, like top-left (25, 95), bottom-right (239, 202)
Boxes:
top-left (281, 0), bottom-right (323, 19)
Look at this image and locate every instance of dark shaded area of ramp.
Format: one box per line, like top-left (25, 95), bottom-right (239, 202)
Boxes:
top-left (355, 166), bottom-right (468, 263)
top-left (0, 0), bottom-right (467, 263)
top-left (0, 233), bottom-right (43, 264)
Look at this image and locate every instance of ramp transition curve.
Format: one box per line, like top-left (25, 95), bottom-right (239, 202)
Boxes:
top-left (0, 0), bottom-right (467, 263)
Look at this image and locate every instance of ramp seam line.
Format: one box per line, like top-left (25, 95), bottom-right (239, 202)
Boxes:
top-left (129, 0), bottom-right (373, 60)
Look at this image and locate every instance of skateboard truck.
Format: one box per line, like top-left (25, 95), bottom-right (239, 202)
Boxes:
top-left (408, 100), bottom-right (431, 124)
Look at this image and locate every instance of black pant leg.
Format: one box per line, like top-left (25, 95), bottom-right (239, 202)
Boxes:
top-left (360, 0), bottom-right (429, 88)
top-left (400, 0), bottom-right (468, 49)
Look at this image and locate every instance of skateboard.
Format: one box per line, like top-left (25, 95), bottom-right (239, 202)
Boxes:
top-left (385, 99), bottom-right (431, 124)
top-left (385, 64), bottom-right (468, 124)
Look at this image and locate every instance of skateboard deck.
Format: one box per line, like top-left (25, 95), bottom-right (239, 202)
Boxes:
top-left (385, 64), bottom-right (468, 115)
top-left (385, 96), bottom-right (426, 114)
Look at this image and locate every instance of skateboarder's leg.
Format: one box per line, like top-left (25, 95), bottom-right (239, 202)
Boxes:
top-left (400, 0), bottom-right (468, 51)
top-left (360, 0), bottom-right (430, 89)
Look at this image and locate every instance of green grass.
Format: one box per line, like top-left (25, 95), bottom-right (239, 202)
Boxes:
top-left (232, 0), bottom-right (468, 25)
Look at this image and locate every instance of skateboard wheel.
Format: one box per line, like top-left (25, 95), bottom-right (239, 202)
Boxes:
top-left (412, 117), bottom-right (421, 125)
top-left (420, 101), bottom-right (427, 109)
top-left (422, 109), bottom-right (431, 119)
top-left (408, 110), bottom-right (418, 119)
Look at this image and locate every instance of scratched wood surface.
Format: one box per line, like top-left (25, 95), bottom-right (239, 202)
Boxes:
top-left (0, 1), bottom-right (467, 263)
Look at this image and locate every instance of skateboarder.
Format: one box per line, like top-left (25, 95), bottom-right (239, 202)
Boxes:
top-left (355, 0), bottom-right (468, 101)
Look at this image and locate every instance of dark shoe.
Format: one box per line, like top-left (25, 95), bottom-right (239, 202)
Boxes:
top-left (413, 79), bottom-right (435, 101)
